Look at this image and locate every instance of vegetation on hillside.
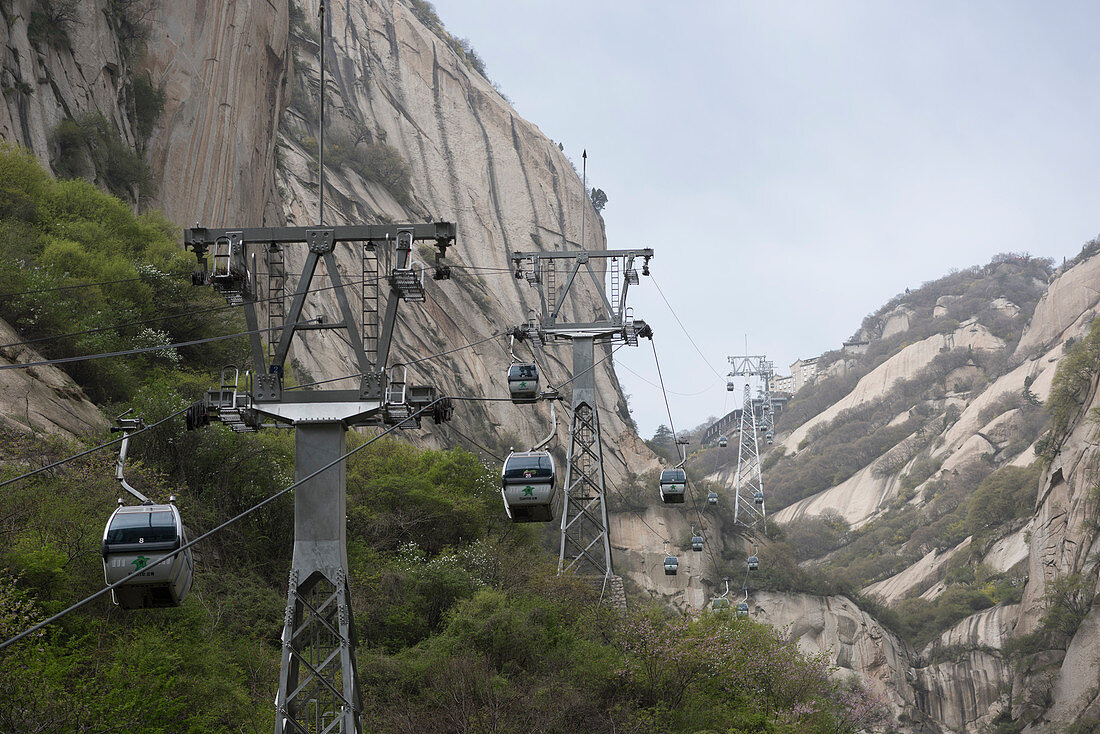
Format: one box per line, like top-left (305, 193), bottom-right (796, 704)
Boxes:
top-left (0, 146), bottom-right (883, 732)
top-left (284, 4), bottom-right (414, 207)
top-left (779, 254), bottom-right (1052, 433)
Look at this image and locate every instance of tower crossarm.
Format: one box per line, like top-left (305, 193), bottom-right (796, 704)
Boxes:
top-left (186, 222), bottom-right (455, 414)
top-left (511, 248), bottom-right (652, 336)
top-left (727, 355), bottom-right (774, 378)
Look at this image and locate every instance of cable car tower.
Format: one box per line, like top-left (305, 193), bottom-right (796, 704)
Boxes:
top-left (511, 246), bottom-right (652, 585)
top-left (727, 355), bottom-right (773, 529)
top-left (185, 220), bottom-right (455, 734)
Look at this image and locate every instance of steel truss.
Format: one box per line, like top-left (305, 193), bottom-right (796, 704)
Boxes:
top-left (727, 356), bottom-right (774, 530)
top-left (511, 249), bottom-right (652, 589)
top-left (276, 569), bottom-right (361, 734)
top-left (732, 384), bottom-right (766, 526)
top-left (559, 362), bottom-right (612, 576)
top-left (185, 222), bottom-right (456, 734)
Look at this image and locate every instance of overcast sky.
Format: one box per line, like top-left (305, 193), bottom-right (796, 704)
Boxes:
top-left (431, 0), bottom-right (1100, 438)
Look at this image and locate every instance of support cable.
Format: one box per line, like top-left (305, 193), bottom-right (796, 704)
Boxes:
top-left (0, 325), bottom-right (283, 372)
top-left (0, 405), bottom-right (190, 492)
top-left (616, 362), bottom-right (722, 397)
top-left (0, 276), bottom-right (146, 299)
top-left (0, 274), bottom-right (384, 352)
top-left (649, 275), bottom-right (725, 381)
top-left (650, 339), bottom-right (726, 585)
top-left (286, 331), bottom-right (510, 390)
top-left (0, 398), bottom-right (443, 652)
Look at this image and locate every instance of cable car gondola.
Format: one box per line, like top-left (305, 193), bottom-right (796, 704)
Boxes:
top-left (659, 468), bottom-right (686, 504)
top-left (691, 535), bottom-right (704, 552)
top-left (501, 450), bottom-right (557, 522)
top-left (102, 500), bottom-right (193, 609)
top-left (747, 554), bottom-right (759, 571)
top-left (707, 491), bottom-right (718, 505)
top-left (736, 601), bottom-right (750, 615)
top-left (718, 436), bottom-right (728, 448)
top-left (753, 490), bottom-right (764, 505)
top-left (664, 555), bottom-right (679, 575)
top-left (712, 596), bottom-right (731, 610)
top-left (507, 363), bottom-right (539, 404)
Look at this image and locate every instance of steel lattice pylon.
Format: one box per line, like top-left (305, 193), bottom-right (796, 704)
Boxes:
top-left (732, 384), bottom-right (767, 527)
top-left (508, 247), bottom-right (652, 593)
top-left (276, 569), bottom-right (362, 734)
top-left (185, 222), bottom-right (456, 734)
top-left (559, 384), bottom-right (613, 577)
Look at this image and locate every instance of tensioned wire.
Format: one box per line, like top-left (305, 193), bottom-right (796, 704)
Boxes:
top-left (649, 338), bottom-right (728, 586)
top-left (0, 397), bottom-right (449, 652)
top-left (0, 405), bottom-right (191, 492)
top-left (0, 272), bottom-right (388, 352)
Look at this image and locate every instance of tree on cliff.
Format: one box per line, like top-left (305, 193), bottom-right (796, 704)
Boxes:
top-left (590, 187), bottom-right (608, 213)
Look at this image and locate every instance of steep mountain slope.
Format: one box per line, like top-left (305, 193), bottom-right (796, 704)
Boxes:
top-left (139, 0), bottom-right (655, 484)
top-left (738, 249), bottom-right (1100, 731)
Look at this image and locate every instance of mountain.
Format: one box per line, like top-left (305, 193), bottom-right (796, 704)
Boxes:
top-left (2, 0), bottom-right (1100, 730)
top-left (721, 249), bottom-right (1100, 731)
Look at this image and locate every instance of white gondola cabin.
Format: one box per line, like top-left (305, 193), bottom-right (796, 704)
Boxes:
top-left (718, 436), bottom-right (728, 448)
top-left (102, 502), bottom-right (193, 609)
top-left (753, 490), bottom-right (764, 505)
top-left (659, 468), bottom-right (687, 504)
top-left (507, 363), bottom-right (539, 404)
top-left (691, 535), bottom-right (704, 552)
top-left (736, 601), bottom-right (750, 615)
top-left (663, 555), bottom-right (679, 575)
top-left (707, 491), bottom-right (718, 505)
top-left (747, 555), bottom-right (759, 571)
top-left (501, 450), bottom-right (557, 522)
top-left (712, 596), bottom-right (731, 610)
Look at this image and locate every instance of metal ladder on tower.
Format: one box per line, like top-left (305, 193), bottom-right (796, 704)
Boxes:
top-left (266, 243), bottom-right (285, 364)
top-left (609, 256), bottom-right (620, 319)
top-left (362, 241), bottom-right (379, 367)
top-left (545, 260), bottom-right (557, 319)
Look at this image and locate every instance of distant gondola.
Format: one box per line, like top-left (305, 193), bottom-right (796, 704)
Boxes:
top-left (664, 555), bottom-right (679, 575)
top-left (102, 500), bottom-right (193, 609)
top-left (712, 596), bottom-right (731, 610)
top-left (691, 534), bottom-right (704, 552)
top-left (718, 436), bottom-right (728, 448)
top-left (659, 468), bottom-right (686, 504)
top-left (753, 490), bottom-right (764, 505)
top-left (501, 450), bottom-right (556, 522)
top-left (707, 491), bottom-right (718, 505)
top-left (736, 601), bottom-right (750, 615)
top-left (507, 363), bottom-right (539, 404)
top-left (747, 554), bottom-right (759, 571)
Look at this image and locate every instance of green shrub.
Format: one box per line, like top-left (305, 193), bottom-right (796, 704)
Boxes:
top-left (130, 73), bottom-right (166, 149)
top-left (49, 113), bottom-right (153, 200)
top-left (1043, 319), bottom-right (1100, 457)
top-left (965, 463), bottom-right (1042, 535)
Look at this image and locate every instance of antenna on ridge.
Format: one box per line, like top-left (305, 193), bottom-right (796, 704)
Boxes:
top-left (580, 149), bottom-right (587, 250)
top-left (318, 0), bottom-right (326, 226)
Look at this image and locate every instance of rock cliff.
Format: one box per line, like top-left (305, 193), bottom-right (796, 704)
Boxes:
top-left (6, 1), bottom-right (1100, 730)
top-left (757, 253), bottom-right (1100, 732)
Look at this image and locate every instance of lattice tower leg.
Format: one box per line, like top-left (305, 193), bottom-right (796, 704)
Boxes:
top-left (732, 385), bottom-right (765, 528)
top-left (558, 337), bottom-right (613, 579)
top-left (275, 423), bottom-right (363, 734)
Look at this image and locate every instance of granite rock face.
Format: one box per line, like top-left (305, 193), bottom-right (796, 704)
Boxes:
top-left (0, 1), bottom-right (131, 167)
top-left (0, 317), bottom-right (105, 439)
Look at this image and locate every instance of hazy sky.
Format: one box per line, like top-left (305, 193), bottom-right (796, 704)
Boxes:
top-left (431, 0), bottom-right (1100, 438)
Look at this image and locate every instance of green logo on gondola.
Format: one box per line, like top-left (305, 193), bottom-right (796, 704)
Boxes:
top-left (522, 485), bottom-right (534, 497)
top-left (132, 555), bottom-right (150, 570)
top-left (519, 381), bottom-right (528, 388)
